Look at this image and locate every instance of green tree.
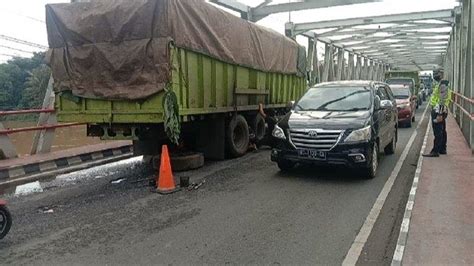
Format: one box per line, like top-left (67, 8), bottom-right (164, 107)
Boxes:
top-left (0, 52), bottom-right (46, 110)
top-left (19, 64), bottom-right (51, 109)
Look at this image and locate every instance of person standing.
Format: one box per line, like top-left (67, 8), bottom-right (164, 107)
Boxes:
top-left (423, 77), bottom-right (452, 157)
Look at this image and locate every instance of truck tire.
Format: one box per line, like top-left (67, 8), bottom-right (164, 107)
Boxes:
top-left (251, 114), bottom-right (266, 142)
top-left (153, 152), bottom-right (204, 172)
top-left (226, 115), bottom-right (249, 158)
top-left (0, 206), bottom-right (12, 239)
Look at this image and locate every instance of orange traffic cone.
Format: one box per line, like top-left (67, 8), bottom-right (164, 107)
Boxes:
top-left (155, 145), bottom-right (180, 194)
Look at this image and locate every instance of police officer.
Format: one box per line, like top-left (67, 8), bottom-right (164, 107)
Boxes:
top-left (423, 75), bottom-right (452, 157)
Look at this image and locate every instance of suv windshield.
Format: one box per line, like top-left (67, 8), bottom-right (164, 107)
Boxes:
top-left (295, 86), bottom-right (371, 112)
top-left (391, 87), bottom-right (411, 99)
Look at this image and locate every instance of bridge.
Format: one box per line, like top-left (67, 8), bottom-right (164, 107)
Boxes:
top-left (0, 0), bottom-right (472, 265)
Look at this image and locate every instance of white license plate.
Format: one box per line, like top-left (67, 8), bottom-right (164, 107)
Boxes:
top-left (298, 149), bottom-right (326, 160)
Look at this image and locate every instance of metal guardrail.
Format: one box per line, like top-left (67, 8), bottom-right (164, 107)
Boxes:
top-left (453, 92), bottom-right (474, 121)
top-left (0, 108), bottom-right (55, 116)
top-left (0, 108), bottom-right (84, 135)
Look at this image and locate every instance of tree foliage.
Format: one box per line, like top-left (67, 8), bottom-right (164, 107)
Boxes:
top-left (0, 52), bottom-right (49, 111)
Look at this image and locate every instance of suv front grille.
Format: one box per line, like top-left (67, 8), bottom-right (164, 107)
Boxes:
top-left (289, 128), bottom-right (344, 151)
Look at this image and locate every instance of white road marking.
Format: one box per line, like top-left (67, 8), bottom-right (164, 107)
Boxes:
top-left (391, 113), bottom-right (432, 266)
top-left (342, 104), bottom-right (430, 266)
top-left (400, 218), bottom-right (410, 233)
top-left (392, 244), bottom-right (405, 262)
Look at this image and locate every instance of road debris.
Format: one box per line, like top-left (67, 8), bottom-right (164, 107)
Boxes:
top-left (110, 178), bottom-right (127, 184)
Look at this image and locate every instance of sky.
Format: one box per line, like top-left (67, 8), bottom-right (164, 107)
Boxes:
top-left (0, 0), bottom-right (459, 63)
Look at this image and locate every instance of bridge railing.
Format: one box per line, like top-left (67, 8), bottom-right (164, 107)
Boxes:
top-left (453, 92), bottom-right (474, 121)
top-left (0, 107), bottom-right (87, 160)
top-left (444, 0), bottom-right (473, 152)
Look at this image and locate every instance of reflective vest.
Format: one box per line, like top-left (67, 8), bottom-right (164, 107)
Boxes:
top-left (430, 84), bottom-right (452, 107)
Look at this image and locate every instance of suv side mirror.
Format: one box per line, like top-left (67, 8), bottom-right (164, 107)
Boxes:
top-left (374, 95), bottom-right (381, 110)
top-left (380, 99), bottom-right (393, 109)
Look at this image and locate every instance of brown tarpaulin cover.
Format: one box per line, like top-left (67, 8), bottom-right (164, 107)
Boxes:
top-left (46, 0), bottom-right (303, 100)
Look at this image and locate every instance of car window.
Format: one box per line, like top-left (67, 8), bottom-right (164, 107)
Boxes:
top-left (384, 86), bottom-right (394, 101)
top-left (376, 86), bottom-right (389, 100)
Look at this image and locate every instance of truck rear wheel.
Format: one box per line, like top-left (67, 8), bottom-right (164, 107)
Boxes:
top-left (226, 115), bottom-right (249, 158)
top-left (252, 114), bottom-right (266, 142)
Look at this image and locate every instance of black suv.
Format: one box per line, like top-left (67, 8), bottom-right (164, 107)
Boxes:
top-left (270, 81), bottom-right (398, 179)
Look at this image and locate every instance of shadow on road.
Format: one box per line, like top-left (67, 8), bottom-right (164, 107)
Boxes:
top-left (274, 164), bottom-right (370, 184)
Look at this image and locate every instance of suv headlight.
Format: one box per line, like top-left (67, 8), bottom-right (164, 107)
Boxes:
top-left (272, 125), bottom-right (286, 139)
top-left (344, 126), bottom-right (371, 142)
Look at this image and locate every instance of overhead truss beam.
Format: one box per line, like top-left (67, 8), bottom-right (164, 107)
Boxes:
top-left (293, 9), bottom-right (454, 34)
top-left (250, 0), bottom-right (381, 21)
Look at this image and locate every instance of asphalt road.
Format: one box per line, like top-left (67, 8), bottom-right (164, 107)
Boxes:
top-left (0, 102), bottom-right (430, 265)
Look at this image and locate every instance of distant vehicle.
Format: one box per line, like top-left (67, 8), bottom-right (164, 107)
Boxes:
top-left (419, 75), bottom-right (433, 95)
top-left (390, 85), bottom-right (416, 127)
top-left (270, 81), bottom-right (398, 179)
top-left (385, 77), bottom-right (421, 108)
top-left (385, 71), bottom-right (422, 106)
top-left (0, 199), bottom-right (12, 239)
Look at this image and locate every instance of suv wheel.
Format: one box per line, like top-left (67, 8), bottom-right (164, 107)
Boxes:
top-left (384, 131), bottom-right (396, 155)
top-left (364, 142), bottom-right (378, 179)
top-left (277, 160), bottom-right (295, 172)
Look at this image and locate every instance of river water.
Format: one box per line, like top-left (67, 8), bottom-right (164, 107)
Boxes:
top-left (2, 121), bottom-right (116, 157)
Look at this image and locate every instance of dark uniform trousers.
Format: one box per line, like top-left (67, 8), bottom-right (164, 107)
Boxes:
top-left (431, 110), bottom-right (447, 154)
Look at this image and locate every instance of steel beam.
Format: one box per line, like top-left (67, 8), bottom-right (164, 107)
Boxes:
top-left (250, 0), bottom-right (381, 22)
top-left (322, 43), bottom-right (333, 82)
top-left (320, 23), bottom-right (452, 38)
top-left (347, 53), bottom-right (355, 80)
top-left (355, 55), bottom-right (362, 80)
top-left (209, 0), bottom-right (248, 13)
top-left (294, 9), bottom-right (454, 33)
top-left (313, 40), bottom-right (320, 84)
top-left (307, 38), bottom-right (315, 74)
top-left (336, 48), bottom-right (345, 80)
top-left (362, 57), bottom-right (369, 80)
top-left (31, 76), bottom-right (56, 155)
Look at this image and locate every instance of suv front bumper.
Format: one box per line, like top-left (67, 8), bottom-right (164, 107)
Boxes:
top-left (271, 140), bottom-right (373, 168)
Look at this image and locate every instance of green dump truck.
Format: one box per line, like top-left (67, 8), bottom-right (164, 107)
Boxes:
top-left (46, 0), bottom-right (307, 160)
